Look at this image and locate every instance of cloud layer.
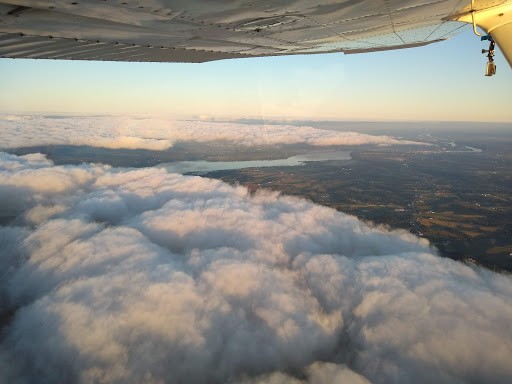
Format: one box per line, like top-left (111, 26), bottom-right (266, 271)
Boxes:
top-left (1, 152), bottom-right (512, 384)
top-left (0, 115), bottom-right (424, 150)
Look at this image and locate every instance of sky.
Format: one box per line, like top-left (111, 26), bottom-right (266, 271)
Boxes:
top-left (1, 27), bottom-right (512, 122)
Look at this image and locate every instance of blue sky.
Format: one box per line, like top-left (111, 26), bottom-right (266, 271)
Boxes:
top-left (1, 26), bottom-right (511, 122)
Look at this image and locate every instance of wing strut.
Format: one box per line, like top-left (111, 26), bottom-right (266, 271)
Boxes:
top-left (470, 0), bottom-right (483, 36)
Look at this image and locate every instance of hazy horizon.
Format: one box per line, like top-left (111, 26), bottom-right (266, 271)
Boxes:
top-left (2, 111), bottom-right (512, 126)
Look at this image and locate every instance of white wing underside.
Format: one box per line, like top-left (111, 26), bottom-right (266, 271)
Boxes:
top-left (0, 0), bottom-right (505, 62)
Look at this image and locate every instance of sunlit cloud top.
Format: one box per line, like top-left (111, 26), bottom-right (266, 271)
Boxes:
top-left (0, 115), bottom-right (426, 151)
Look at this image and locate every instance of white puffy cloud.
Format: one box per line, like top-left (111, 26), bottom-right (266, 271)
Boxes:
top-left (0, 152), bottom-right (511, 384)
top-left (238, 362), bottom-right (370, 384)
top-left (0, 115), bottom-right (424, 151)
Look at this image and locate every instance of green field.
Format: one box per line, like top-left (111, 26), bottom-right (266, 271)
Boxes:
top-left (208, 145), bottom-right (512, 272)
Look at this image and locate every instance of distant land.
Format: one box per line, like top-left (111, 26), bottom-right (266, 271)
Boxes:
top-left (7, 121), bottom-right (512, 272)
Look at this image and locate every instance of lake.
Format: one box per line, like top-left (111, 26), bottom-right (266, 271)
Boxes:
top-left (158, 150), bottom-right (352, 174)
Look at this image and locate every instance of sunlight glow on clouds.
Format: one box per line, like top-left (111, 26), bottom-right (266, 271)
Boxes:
top-left (1, 152), bottom-right (512, 383)
top-left (0, 115), bottom-right (425, 151)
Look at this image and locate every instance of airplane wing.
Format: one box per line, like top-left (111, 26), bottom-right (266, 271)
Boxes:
top-left (0, 0), bottom-right (510, 67)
